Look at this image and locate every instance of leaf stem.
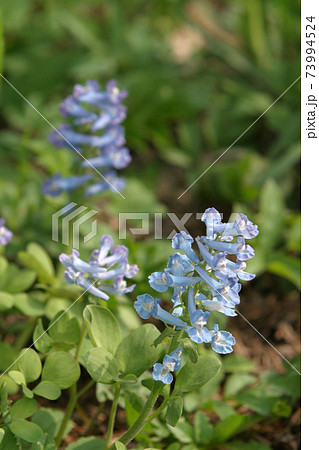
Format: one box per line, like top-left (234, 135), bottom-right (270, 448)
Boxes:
top-left (55, 324), bottom-right (87, 447)
top-left (55, 383), bottom-right (77, 447)
top-left (110, 390), bottom-right (158, 448)
top-left (104, 383), bottom-right (121, 449)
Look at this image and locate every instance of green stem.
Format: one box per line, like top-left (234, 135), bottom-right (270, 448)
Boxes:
top-left (76, 379), bottom-right (94, 399)
top-left (108, 331), bottom-right (182, 448)
top-left (110, 391), bottom-right (158, 448)
top-left (75, 324), bottom-right (87, 361)
top-left (146, 397), bottom-right (169, 422)
top-left (55, 325), bottom-right (87, 447)
top-left (104, 383), bottom-right (121, 449)
top-left (56, 384), bottom-right (77, 447)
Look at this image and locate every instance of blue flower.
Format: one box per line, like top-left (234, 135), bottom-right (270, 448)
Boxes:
top-left (186, 287), bottom-right (212, 344)
top-left (201, 207), bottom-right (223, 239)
top-left (42, 173), bottom-right (93, 197)
top-left (0, 219), bottom-right (13, 246)
top-left (136, 206), bottom-right (258, 361)
top-left (134, 294), bottom-right (160, 319)
top-left (152, 346), bottom-right (182, 384)
top-left (172, 232), bottom-right (199, 263)
top-left (210, 324), bottom-right (236, 354)
top-left (201, 236), bottom-right (255, 261)
top-left (60, 235), bottom-right (137, 300)
top-left (44, 79), bottom-right (131, 197)
top-left (201, 208), bottom-right (259, 240)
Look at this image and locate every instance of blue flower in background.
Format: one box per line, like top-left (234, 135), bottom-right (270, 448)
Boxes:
top-left (43, 79), bottom-right (131, 197)
top-left (152, 346), bottom-right (182, 384)
top-left (0, 219), bottom-right (13, 246)
top-left (60, 234), bottom-right (138, 300)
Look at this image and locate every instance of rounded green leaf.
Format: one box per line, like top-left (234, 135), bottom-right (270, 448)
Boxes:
top-left (0, 428), bottom-right (4, 444)
top-left (10, 397), bottom-right (38, 420)
top-left (9, 419), bottom-right (43, 443)
top-left (115, 324), bottom-right (162, 377)
top-left (83, 305), bottom-right (121, 355)
top-left (33, 381), bottom-right (61, 400)
top-left (84, 348), bottom-right (118, 384)
top-left (42, 352), bottom-right (80, 389)
top-left (33, 319), bottom-right (53, 353)
top-left (17, 349), bottom-right (42, 383)
top-left (174, 354), bottom-right (222, 395)
top-left (8, 370), bottom-right (26, 386)
top-left (0, 291), bottom-right (14, 311)
top-left (48, 311), bottom-right (81, 345)
top-left (165, 396), bottom-right (183, 427)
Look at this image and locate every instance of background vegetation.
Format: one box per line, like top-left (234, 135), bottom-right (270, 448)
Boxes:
top-left (0, 1), bottom-right (300, 449)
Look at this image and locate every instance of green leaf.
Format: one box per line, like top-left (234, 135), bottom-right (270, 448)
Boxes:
top-left (27, 243), bottom-right (55, 279)
top-left (212, 399), bottom-right (236, 420)
top-left (115, 324), bottom-right (162, 378)
top-left (83, 305), bottom-right (121, 355)
top-left (22, 384), bottom-right (34, 399)
top-left (222, 355), bottom-right (256, 373)
top-left (224, 374), bottom-right (257, 398)
top-left (194, 411), bottom-right (214, 444)
top-left (65, 436), bottom-right (105, 449)
top-left (115, 443), bottom-right (127, 450)
top-left (48, 311), bottom-right (81, 346)
top-left (32, 408), bottom-right (72, 438)
top-left (258, 179), bottom-right (285, 250)
top-left (174, 354), bottom-right (221, 394)
top-left (84, 347), bottom-right (118, 384)
top-left (5, 267), bottom-right (36, 294)
top-left (209, 414), bottom-right (257, 445)
top-left (0, 291), bottom-right (14, 311)
top-left (165, 396), bottom-right (183, 427)
top-left (33, 319), bottom-right (53, 353)
top-left (9, 420), bottom-right (43, 443)
top-left (168, 420), bottom-right (194, 444)
top-left (0, 382), bottom-right (8, 414)
top-left (42, 352), bottom-right (80, 389)
top-left (13, 293), bottom-right (45, 316)
top-left (33, 381), bottom-right (61, 400)
top-left (17, 349), bottom-right (42, 383)
top-left (226, 439), bottom-right (272, 450)
top-left (30, 432), bottom-right (57, 450)
top-left (0, 342), bottom-right (18, 372)
top-left (154, 327), bottom-right (175, 347)
top-left (8, 370), bottom-right (26, 386)
top-left (10, 397), bottom-right (38, 420)
top-left (0, 428), bottom-right (4, 444)
top-left (181, 339), bottom-right (198, 363)
top-left (267, 253), bottom-right (301, 289)
top-left (18, 243), bottom-right (55, 284)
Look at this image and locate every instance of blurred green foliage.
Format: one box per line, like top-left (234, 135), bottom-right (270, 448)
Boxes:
top-left (0, 0), bottom-right (300, 291)
top-left (0, 1), bottom-right (300, 446)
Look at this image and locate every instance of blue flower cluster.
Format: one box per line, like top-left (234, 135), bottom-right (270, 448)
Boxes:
top-left (134, 207), bottom-right (259, 384)
top-left (0, 219), bottom-right (12, 246)
top-left (43, 80), bottom-right (131, 197)
top-left (60, 235), bottom-right (138, 300)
